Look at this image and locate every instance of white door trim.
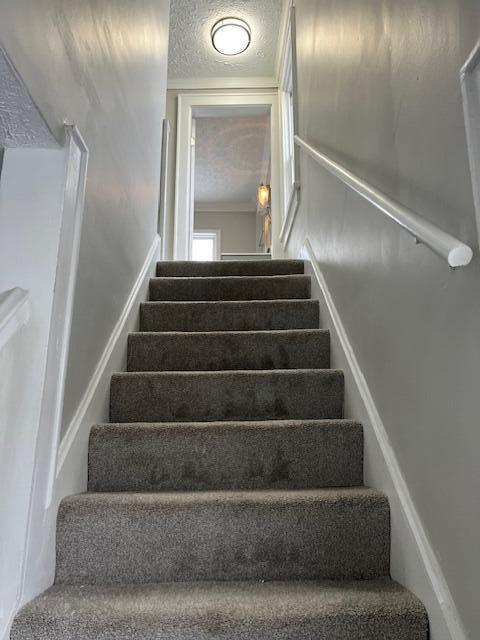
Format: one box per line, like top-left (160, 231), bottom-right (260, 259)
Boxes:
top-left (173, 92), bottom-right (282, 260)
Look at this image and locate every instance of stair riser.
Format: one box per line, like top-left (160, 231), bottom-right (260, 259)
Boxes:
top-left (127, 330), bottom-right (330, 372)
top-left (149, 276), bottom-right (311, 301)
top-left (55, 492), bottom-right (390, 584)
top-left (156, 260), bottom-right (305, 277)
top-left (140, 300), bottom-right (320, 332)
top-left (110, 371), bottom-right (344, 423)
top-left (88, 421), bottom-right (363, 492)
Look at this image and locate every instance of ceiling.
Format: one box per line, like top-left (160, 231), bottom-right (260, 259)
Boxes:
top-left (168, 0), bottom-right (285, 81)
top-left (194, 112), bottom-right (270, 210)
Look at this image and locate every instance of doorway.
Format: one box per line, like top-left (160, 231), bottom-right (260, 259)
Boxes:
top-left (193, 107), bottom-right (270, 260)
top-left (173, 93), bottom-right (281, 260)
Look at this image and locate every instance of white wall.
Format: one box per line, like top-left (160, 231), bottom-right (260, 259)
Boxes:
top-left (0, 149), bottom-right (66, 638)
top-left (286, 1), bottom-right (480, 638)
top-left (195, 210), bottom-right (258, 254)
top-left (0, 0), bottom-right (170, 629)
top-left (0, 0), bottom-right (170, 442)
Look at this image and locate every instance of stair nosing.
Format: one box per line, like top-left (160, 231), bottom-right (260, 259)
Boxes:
top-left (128, 328), bottom-right (328, 337)
top-left (150, 275), bottom-right (311, 281)
top-left (141, 299), bottom-right (319, 305)
top-left (91, 418), bottom-right (361, 429)
top-left (112, 368), bottom-right (343, 376)
top-left (63, 486), bottom-right (385, 504)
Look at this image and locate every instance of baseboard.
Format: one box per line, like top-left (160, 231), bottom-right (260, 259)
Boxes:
top-left (301, 238), bottom-right (466, 640)
top-left (56, 234), bottom-right (160, 486)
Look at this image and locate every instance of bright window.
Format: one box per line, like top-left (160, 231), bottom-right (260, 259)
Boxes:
top-left (192, 230), bottom-right (220, 261)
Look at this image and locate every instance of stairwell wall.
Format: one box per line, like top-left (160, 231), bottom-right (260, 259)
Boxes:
top-left (285, 1), bottom-right (480, 638)
top-left (0, 0), bottom-right (170, 443)
top-left (0, 0), bottom-right (170, 627)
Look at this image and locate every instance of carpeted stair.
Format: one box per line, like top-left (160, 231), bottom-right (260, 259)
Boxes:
top-left (11, 259), bottom-right (428, 639)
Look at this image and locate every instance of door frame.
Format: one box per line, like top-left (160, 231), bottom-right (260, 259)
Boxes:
top-left (173, 92), bottom-right (282, 260)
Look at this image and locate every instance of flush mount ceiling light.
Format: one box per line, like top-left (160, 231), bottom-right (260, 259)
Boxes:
top-left (211, 17), bottom-right (251, 56)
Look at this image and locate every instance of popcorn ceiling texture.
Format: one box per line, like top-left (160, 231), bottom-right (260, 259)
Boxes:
top-left (0, 48), bottom-right (58, 148)
top-left (168, 0), bottom-right (284, 79)
top-left (194, 114), bottom-right (270, 207)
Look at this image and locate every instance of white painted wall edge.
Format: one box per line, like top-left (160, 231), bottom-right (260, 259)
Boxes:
top-left (0, 287), bottom-right (30, 351)
top-left (168, 76), bottom-right (278, 90)
top-left (158, 119), bottom-right (170, 259)
top-left (42, 124), bottom-right (89, 506)
top-left (56, 234), bottom-right (160, 475)
top-left (279, 182), bottom-right (300, 244)
top-left (301, 238), bottom-right (467, 640)
top-left (460, 39), bottom-right (480, 251)
top-left (11, 126), bottom-right (88, 622)
top-left (275, 0), bottom-right (293, 83)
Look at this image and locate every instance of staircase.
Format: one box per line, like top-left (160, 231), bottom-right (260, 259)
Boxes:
top-left (12, 260), bottom-right (428, 639)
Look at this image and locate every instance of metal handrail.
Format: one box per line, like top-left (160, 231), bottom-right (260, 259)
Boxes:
top-left (295, 135), bottom-right (473, 268)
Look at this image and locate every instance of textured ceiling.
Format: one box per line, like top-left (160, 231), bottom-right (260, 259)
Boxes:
top-left (194, 114), bottom-right (270, 209)
top-left (168, 0), bottom-right (284, 79)
top-left (0, 48), bottom-right (58, 148)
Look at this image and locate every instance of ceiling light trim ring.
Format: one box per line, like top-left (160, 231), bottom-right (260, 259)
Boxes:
top-left (211, 17), bottom-right (252, 56)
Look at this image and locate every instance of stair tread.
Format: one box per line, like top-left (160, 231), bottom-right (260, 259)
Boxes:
top-left (11, 579), bottom-right (427, 640)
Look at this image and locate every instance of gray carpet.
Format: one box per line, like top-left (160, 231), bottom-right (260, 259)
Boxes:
top-left (156, 259), bottom-right (305, 277)
top-left (88, 419), bottom-right (363, 492)
top-left (140, 299), bottom-right (320, 332)
top-left (110, 369), bottom-right (344, 423)
top-left (127, 329), bottom-right (330, 371)
top-left (10, 580), bottom-right (428, 640)
top-left (12, 259), bottom-right (428, 639)
top-left (149, 275), bottom-right (311, 301)
top-left (55, 488), bottom-right (390, 584)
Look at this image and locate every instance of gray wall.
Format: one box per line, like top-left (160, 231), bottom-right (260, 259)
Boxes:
top-left (288, 1), bottom-right (480, 637)
top-left (195, 210), bottom-right (259, 254)
top-left (0, 0), bottom-right (170, 438)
